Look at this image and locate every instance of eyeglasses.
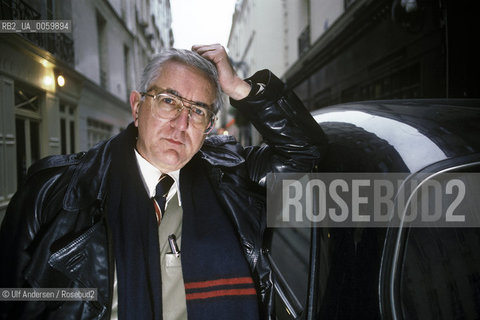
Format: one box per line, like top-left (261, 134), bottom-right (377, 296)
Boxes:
top-left (140, 88), bottom-right (217, 134)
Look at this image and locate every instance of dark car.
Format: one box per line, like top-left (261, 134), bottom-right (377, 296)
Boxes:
top-left (267, 99), bottom-right (480, 319)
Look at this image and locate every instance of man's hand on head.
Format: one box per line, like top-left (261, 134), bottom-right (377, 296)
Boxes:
top-left (192, 44), bottom-right (251, 101)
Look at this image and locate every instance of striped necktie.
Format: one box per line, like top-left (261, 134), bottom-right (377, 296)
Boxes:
top-left (152, 174), bottom-right (174, 225)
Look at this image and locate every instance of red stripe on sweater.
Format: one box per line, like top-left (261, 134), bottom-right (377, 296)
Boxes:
top-left (186, 288), bottom-right (257, 300)
top-left (184, 277), bottom-right (254, 290)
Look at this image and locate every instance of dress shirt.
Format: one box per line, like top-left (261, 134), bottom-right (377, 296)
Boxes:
top-left (134, 148), bottom-right (181, 207)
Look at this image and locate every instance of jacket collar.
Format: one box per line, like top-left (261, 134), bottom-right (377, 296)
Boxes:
top-left (63, 123), bottom-right (138, 211)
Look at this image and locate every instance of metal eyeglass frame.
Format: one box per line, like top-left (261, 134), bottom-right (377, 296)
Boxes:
top-left (140, 88), bottom-right (217, 134)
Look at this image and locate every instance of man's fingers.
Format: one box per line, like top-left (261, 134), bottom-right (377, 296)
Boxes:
top-left (192, 44), bottom-right (226, 64)
top-left (192, 43), bottom-right (222, 53)
top-left (191, 44), bottom-right (250, 100)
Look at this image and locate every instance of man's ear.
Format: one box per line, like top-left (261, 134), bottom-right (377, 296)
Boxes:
top-left (130, 91), bottom-right (142, 126)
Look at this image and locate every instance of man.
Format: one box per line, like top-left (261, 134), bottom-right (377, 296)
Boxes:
top-left (0, 44), bottom-right (325, 319)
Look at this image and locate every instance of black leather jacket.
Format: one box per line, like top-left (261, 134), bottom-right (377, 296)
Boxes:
top-left (0, 70), bottom-right (326, 319)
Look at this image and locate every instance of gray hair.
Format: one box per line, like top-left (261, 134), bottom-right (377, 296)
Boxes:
top-left (138, 48), bottom-right (222, 113)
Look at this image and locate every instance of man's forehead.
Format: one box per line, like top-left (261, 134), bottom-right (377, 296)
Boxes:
top-left (148, 64), bottom-right (215, 102)
top-left (158, 60), bottom-right (213, 84)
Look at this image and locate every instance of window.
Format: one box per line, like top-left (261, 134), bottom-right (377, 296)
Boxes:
top-left (0, 77), bottom-right (16, 205)
top-left (87, 118), bottom-right (112, 148)
top-left (124, 44), bottom-right (131, 101)
top-left (96, 12), bottom-right (108, 88)
top-left (267, 228), bottom-right (311, 319)
top-left (46, 0), bottom-right (54, 19)
top-left (298, 25), bottom-right (310, 57)
top-left (14, 86), bottom-right (41, 184)
top-left (339, 63), bottom-right (421, 103)
top-left (397, 165), bottom-right (480, 319)
top-left (59, 103), bottom-right (76, 154)
top-left (400, 227), bottom-right (480, 319)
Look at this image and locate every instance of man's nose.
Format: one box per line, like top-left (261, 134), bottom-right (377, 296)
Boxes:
top-left (172, 107), bottom-right (190, 130)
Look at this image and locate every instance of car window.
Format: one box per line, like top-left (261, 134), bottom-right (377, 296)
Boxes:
top-left (267, 227), bottom-right (310, 319)
top-left (399, 227), bottom-right (480, 319)
top-left (269, 226), bottom-right (386, 319)
top-left (397, 164), bottom-right (480, 319)
top-left (316, 228), bottom-right (384, 319)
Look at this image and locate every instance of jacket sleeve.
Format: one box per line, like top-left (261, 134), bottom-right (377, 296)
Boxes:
top-left (230, 69), bottom-right (327, 186)
top-left (0, 156), bottom-right (75, 318)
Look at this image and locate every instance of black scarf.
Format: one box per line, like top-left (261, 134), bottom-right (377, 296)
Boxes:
top-left (107, 124), bottom-right (260, 319)
top-left (180, 154), bottom-right (260, 320)
top-left (107, 125), bottom-right (163, 319)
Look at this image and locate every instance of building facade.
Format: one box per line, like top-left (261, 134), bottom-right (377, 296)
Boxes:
top-left (0, 0), bottom-right (173, 221)
top-left (227, 0), bottom-right (479, 143)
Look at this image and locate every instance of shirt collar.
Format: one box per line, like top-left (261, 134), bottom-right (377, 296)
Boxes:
top-left (134, 148), bottom-right (182, 206)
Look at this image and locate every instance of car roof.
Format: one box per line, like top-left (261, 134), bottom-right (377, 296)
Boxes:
top-left (312, 99), bottom-right (480, 173)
